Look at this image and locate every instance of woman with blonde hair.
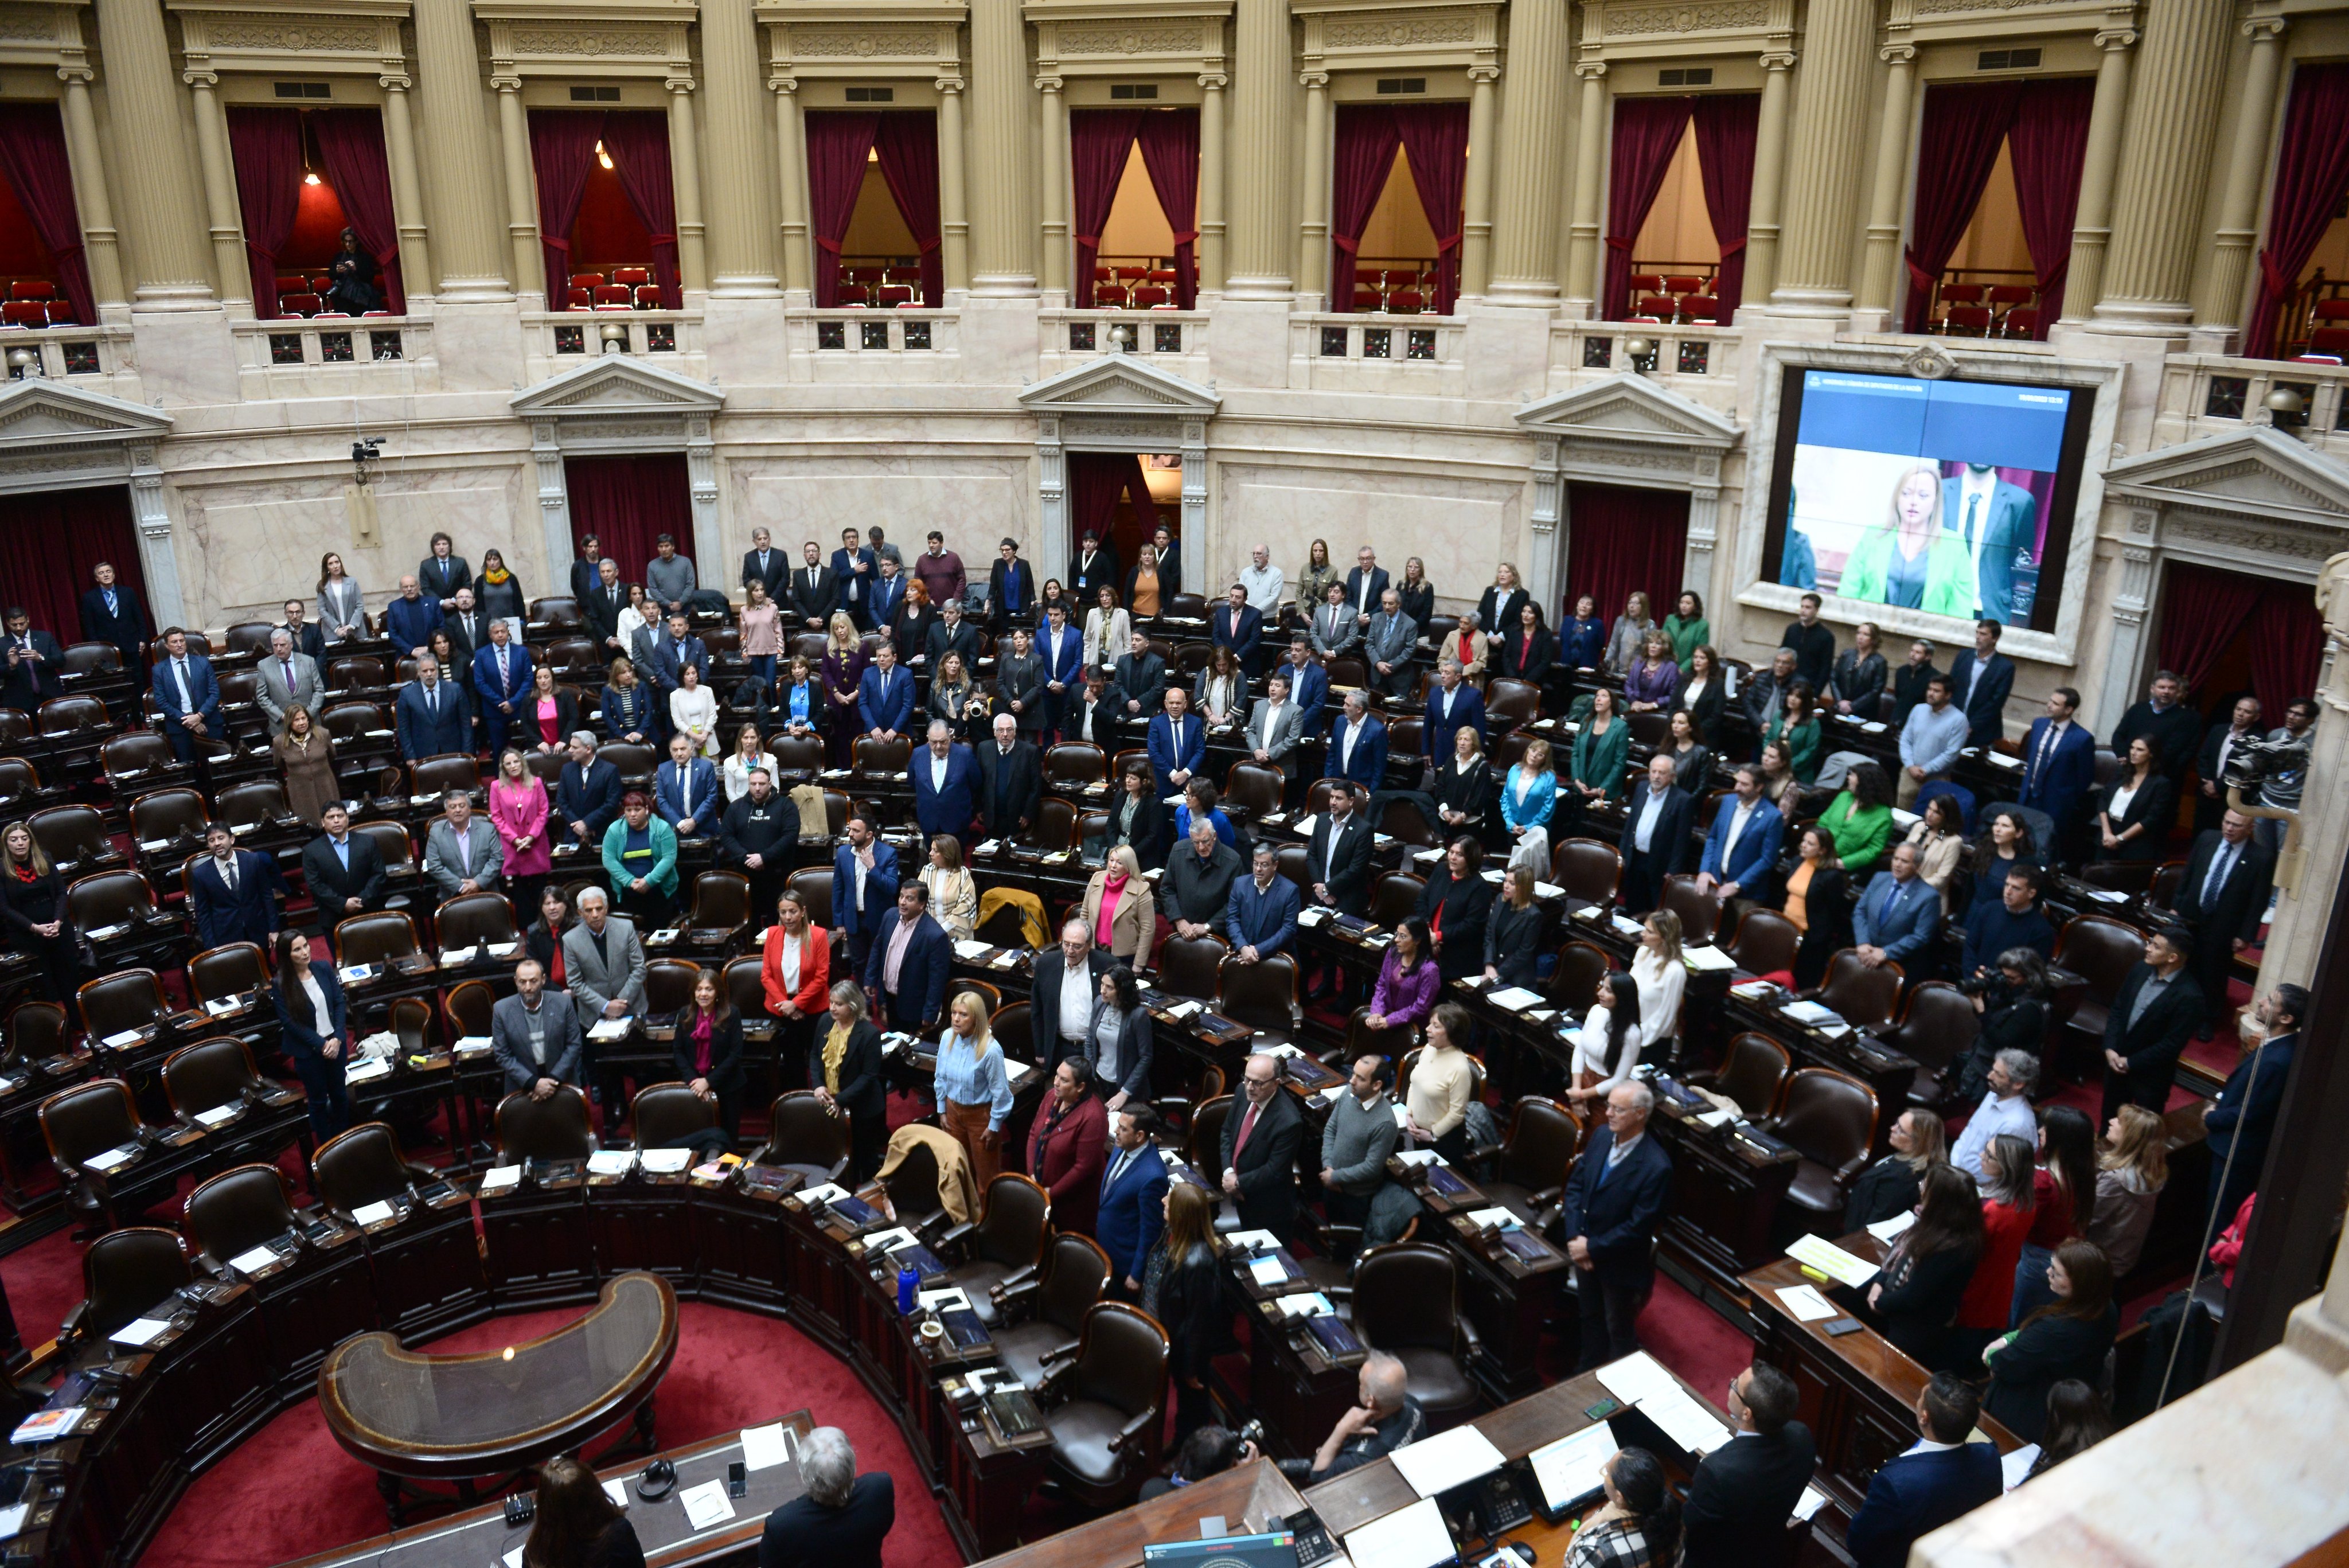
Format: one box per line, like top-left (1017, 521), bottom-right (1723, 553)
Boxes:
top-left (1845, 1107), bottom-right (1950, 1230)
top-left (820, 610), bottom-right (865, 768)
top-left (1, 820), bottom-right (77, 1003)
top-left (601, 656), bottom-right (655, 746)
top-left (1083, 843), bottom-right (1157, 968)
top-left (721, 721), bottom-right (779, 803)
top-left (1839, 464), bottom-right (1975, 615)
top-left (1083, 582), bottom-right (1131, 670)
top-left (1603, 590), bottom-right (1656, 676)
top-left (815, 978), bottom-right (887, 1181)
top-left (1629, 909), bottom-right (1686, 1056)
top-left (934, 986), bottom-right (1012, 1188)
top-left (1296, 537), bottom-right (1340, 612)
top-left (739, 576), bottom-right (782, 696)
top-left (922, 834), bottom-right (978, 939)
top-left (2088, 1104), bottom-right (2169, 1277)
top-left (489, 746), bottom-right (552, 912)
top-left (1125, 543), bottom-right (1165, 620)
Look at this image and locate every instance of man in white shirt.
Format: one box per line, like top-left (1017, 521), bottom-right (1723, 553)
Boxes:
top-left (1619, 753), bottom-right (1691, 915)
top-left (1948, 1048), bottom-right (2039, 1176)
top-left (1239, 544), bottom-right (1284, 614)
top-left (1247, 670), bottom-right (1301, 765)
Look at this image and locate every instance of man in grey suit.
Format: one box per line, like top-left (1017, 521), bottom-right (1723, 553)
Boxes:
top-left (254, 627), bottom-right (326, 736)
top-left (1363, 588), bottom-right (1418, 697)
top-left (1246, 670), bottom-right (1304, 766)
top-left (562, 886), bottom-right (647, 1109)
top-left (491, 958), bottom-right (583, 1097)
top-left (423, 790), bottom-right (504, 898)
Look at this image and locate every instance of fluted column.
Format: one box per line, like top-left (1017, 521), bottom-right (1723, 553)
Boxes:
top-left (2057, 21), bottom-right (2136, 323)
top-left (182, 65), bottom-right (251, 310)
top-left (1038, 70), bottom-right (1068, 299)
top-left (770, 74), bottom-right (811, 300)
top-left (701, 0), bottom-right (779, 295)
top-left (1486, 0), bottom-right (1569, 305)
top-left (56, 64), bottom-right (124, 307)
top-left (1197, 70), bottom-right (1227, 291)
top-left (92, 0), bottom-right (212, 305)
top-left (1296, 65), bottom-right (1330, 306)
top-left (411, 0), bottom-right (509, 298)
top-left (1855, 42), bottom-right (1917, 320)
top-left (1769, 0), bottom-right (1874, 314)
top-left (1739, 48), bottom-right (1794, 312)
top-left (491, 77), bottom-right (541, 301)
top-left (2090, 0), bottom-right (2232, 333)
top-left (1457, 63), bottom-right (1499, 301)
top-left (937, 76), bottom-right (969, 297)
top-left (966, 0), bottom-right (1036, 294)
top-left (2195, 13), bottom-right (2289, 340)
top-left (1562, 62), bottom-right (1608, 310)
top-left (378, 73), bottom-right (434, 305)
top-left (665, 77), bottom-right (708, 292)
top-left (1223, 0), bottom-right (1293, 298)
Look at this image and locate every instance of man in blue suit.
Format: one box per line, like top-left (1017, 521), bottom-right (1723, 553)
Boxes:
top-left (1211, 584), bottom-right (1264, 675)
top-left (1421, 660), bottom-right (1485, 759)
top-left (856, 642), bottom-right (915, 739)
top-left (149, 627), bottom-right (223, 763)
top-left (1853, 843), bottom-right (1941, 971)
top-left (1279, 636), bottom-right (1331, 740)
top-left (866, 555), bottom-right (907, 631)
top-left (832, 816), bottom-right (900, 974)
top-left (188, 822), bottom-right (282, 951)
top-left (1845, 1374), bottom-right (2003, 1568)
top-left (2017, 686), bottom-right (2094, 852)
top-left (470, 619), bottom-right (533, 755)
top-left (1226, 841), bottom-right (1301, 962)
top-left (863, 880), bottom-right (951, 1032)
top-left (831, 527), bottom-right (878, 629)
top-left (1034, 603), bottom-right (1084, 742)
top-left (1097, 1103), bottom-right (1171, 1295)
top-left (395, 656), bottom-right (472, 760)
top-left (1944, 618), bottom-right (2015, 747)
top-left (2204, 984), bottom-right (2301, 1228)
top-left (1941, 462), bottom-right (2038, 625)
top-left (645, 613), bottom-right (707, 721)
top-left (383, 575), bottom-right (443, 658)
top-left (1557, 1079), bottom-right (1673, 1370)
top-left (557, 732), bottom-right (622, 853)
top-left (1326, 691), bottom-right (1387, 793)
top-left (911, 720), bottom-right (980, 840)
top-left (653, 732), bottom-right (720, 840)
top-left (1146, 687), bottom-right (1204, 801)
top-left (1696, 765), bottom-right (1784, 904)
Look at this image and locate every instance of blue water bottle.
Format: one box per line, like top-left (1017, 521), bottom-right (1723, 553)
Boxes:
top-left (897, 1266), bottom-right (919, 1314)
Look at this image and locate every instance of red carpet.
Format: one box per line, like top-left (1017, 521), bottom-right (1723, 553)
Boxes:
top-left (147, 1300), bottom-right (965, 1567)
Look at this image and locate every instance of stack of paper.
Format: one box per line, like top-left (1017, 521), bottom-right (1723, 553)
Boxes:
top-left (1277, 1292), bottom-right (1337, 1321)
top-left (953, 940), bottom-right (994, 961)
top-left (797, 1183), bottom-right (849, 1207)
top-left (1246, 1255), bottom-right (1292, 1289)
top-left (1393, 1149), bottom-right (1439, 1168)
top-left (1389, 1423), bottom-right (1506, 1498)
top-left (11, 1407), bottom-right (84, 1446)
top-left (1794, 1485), bottom-right (1831, 1520)
top-left (588, 1017), bottom-right (635, 1041)
top-left (741, 1423), bottom-right (794, 1471)
top-left (1488, 986), bottom-right (1546, 1011)
top-left (1776, 1284), bottom-right (1839, 1322)
top-left (109, 1317), bottom-right (173, 1349)
top-left (352, 1199), bottom-right (399, 1227)
top-left (1462, 1207), bottom-right (1520, 1232)
top-left (639, 1148), bottom-right (692, 1173)
top-left (918, 1286), bottom-right (973, 1313)
top-left (1786, 1233), bottom-right (1879, 1288)
top-left (479, 1164), bottom-right (522, 1194)
top-left (101, 1029), bottom-right (145, 1050)
top-left (1683, 946), bottom-right (1737, 973)
top-left (439, 945), bottom-right (478, 965)
top-left (2000, 1445), bottom-right (2040, 1490)
top-left (1867, 1210), bottom-right (1918, 1243)
top-left (1225, 1229), bottom-right (1280, 1253)
top-left (84, 1144), bottom-right (136, 1173)
top-left (344, 1058), bottom-right (392, 1085)
top-left (228, 1244), bottom-right (283, 1277)
top-left (193, 1103), bottom-right (241, 1128)
top-left (1781, 1000), bottom-right (1840, 1027)
top-left (1343, 1496), bottom-right (1454, 1568)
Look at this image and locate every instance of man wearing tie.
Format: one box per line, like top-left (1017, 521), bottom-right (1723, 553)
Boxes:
top-left (1345, 546), bottom-right (1390, 631)
top-left (0, 606), bottom-right (62, 716)
top-left (1853, 844), bottom-right (1940, 972)
top-left (1212, 584), bottom-right (1263, 676)
top-left (867, 553), bottom-right (907, 631)
top-left (977, 713), bottom-right (1043, 840)
top-left (647, 612), bottom-right (707, 716)
top-left (443, 588), bottom-right (487, 674)
top-left (189, 822), bottom-right (283, 950)
top-left (857, 642), bottom-right (914, 740)
top-left (740, 526), bottom-right (790, 600)
top-left (149, 626), bottom-right (223, 763)
top-left (1220, 1052), bottom-right (1304, 1235)
top-left (1363, 588), bottom-right (1417, 697)
top-left (911, 721), bottom-right (981, 840)
top-left (790, 540), bottom-right (838, 631)
top-left (300, 802), bottom-right (386, 931)
top-left (470, 618), bottom-right (533, 755)
top-left (1618, 754), bottom-right (1693, 915)
top-left (1035, 603), bottom-right (1084, 741)
top-left (655, 732), bottom-right (721, 840)
top-left (1227, 841), bottom-right (1301, 963)
top-left (2174, 809), bottom-right (2276, 1039)
top-left (832, 527), bottom-right (877, 629)
top-left (1421, 658), bottom-right (1485, 760)
top-left (1327, 691), bottom-right (1388, 794)
top-left (1097, 1105), bottom-right (1170, 1297)
top-left (584, 557), bottom-right (629, 655)
top-left (1696, 765), bottom-right (1784, 906)
top-left (1283, 636), bottom-right (1330, 738)
top-left (1942, 461), bottom-right (2036, 624)
top-left (396, 654), bottom-right (472, 760)
top-left (1146, 687), bottom-right (1204, 802)
top-left (255, 627), bottom-right (325, 737)
top-left (77, 562), bottom-right (148, 662)
top-left (277, 599), bottom-right (327, 661)
top-left (1308, 781), bottom-right (1375, 918)
top-left (2017, 687), bottom-right (2094, 859)
top-left (1942, 618), bottom-right (2015, 748)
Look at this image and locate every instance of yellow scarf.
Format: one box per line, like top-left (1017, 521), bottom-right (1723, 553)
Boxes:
top-left (823, 1021), bottom-right (850, 1093)
top-left (482, 567), bottom-right (512, 586)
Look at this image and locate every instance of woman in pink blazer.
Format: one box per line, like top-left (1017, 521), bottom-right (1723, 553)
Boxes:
top-left (488, 747), bottom-right (552, 914)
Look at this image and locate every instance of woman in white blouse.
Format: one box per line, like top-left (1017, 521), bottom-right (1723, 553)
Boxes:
top-left (1567, 971), bottom-right (1645, 1107)
top-left (1083, 583), bottom-right (1132, 672)
top-left (922, 834), bottom-right (980, 940)
top-left (1628, 908), bottom-right (1687, 1060)
top-left (720, 721), bottom-right (780, 803)
top-left (317, 552), bottom-right (366, 646)
top-left (669, 661), bottom-right (719, 757)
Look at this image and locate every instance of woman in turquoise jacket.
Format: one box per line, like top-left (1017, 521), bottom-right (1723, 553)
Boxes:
top-left (1503, 737), bottom-right (1560, 847)
top-left (602, 789), bottom-right (680, 925)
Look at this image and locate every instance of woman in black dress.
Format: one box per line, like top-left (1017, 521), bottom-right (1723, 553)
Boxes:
top-left (1984, 1239), bottom-right (2118, 1442)
top-left (1671, 643), bottom-right (1727, 736)
top-left (1481, 866), bottom-right (1547, 989)
top-left (1396, 557), bottom-right (1435, 639)
top-left (524, 885), bottom-right (573, 987)
top-left (811, 979), bottom-right (887, 1184)
top-left (520, 1456), bottom-right (643, 1568)
top-left (2092, 734), bottom-right (2175, 864)
top-left (1415, 836), bottom-right (1495, 983)
top-left (1, 822), bottom-right (79, 1003)
top-left (1866, 1161), bottom-right (1985, 1368)
top-left (1432, 722), bottom-right (1495, 847)
top-left (473, 547), bottom-right (528, 638)
top-left (1844, 1107), bottom-right (1948, 1230)
top-left (1495, 600), bottom-right (1556, 685)
top-left (1142, 1180), bottom-right (1224, 1443)
top-left (672, 968), bottom-right (745, 1145)
top-left (1788, 828), bottom-right (1853, 990)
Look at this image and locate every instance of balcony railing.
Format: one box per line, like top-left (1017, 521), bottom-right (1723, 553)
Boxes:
top-left (787, 308), bottom-right (963, 381)
top-left (1039, 310), bottom-right (1209, 379)
top-left (2156, 352), bottom-right (2349, 455)
top-left (521, 308), bottom-right (703, 383)
top-left (229, 315), bottom-right (438, 397)
top-left (1542, 320), bottom-right (1742, 409)
top-left (2, 324), bottom-right (132, 393)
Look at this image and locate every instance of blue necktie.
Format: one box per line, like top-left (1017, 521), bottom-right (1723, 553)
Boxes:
top-left (1880, 881), bottom-right (1899, 930)
top-left (2203, 844), bottom-right (2235, 905)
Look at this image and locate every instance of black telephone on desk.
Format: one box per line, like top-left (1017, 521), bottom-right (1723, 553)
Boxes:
top-left (1460, 1466), bottom-right (1535, 1540)
top-left (1286, 1507), bottom-right (1340, 1568)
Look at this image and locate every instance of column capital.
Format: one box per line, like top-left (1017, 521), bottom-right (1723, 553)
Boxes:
top-left (1760, 49), bottom-right (1797, 71)
top-left (2094, 25), bottom-right (2138, 50)
top-left (665, 73), bottom-right (696, 95)
top-left (1878, 42), bottom-right (1914, 65)
top-left (181, 66), bottom-right (219, 88)
top-left (490, 69), bottom-right (521, 92)
top-left (768, 70), bottom-right (798, 95)
top-left (1299, 68), bottom-right (1329, 89)
top-left (1035, 72), bottom-right (1063, 93)
top-left (2242, 15), bottom-right (2287, 42)
top-left (1575, 60), bottom-right (1608, 81)
top-left (1198, 71), bottom-right (1228, 91)
top-left (935, 75), bottom-right (964, 95)
top-left (56, 62), bottom-right (93, 85)
top-left (379, 71), bottom-right (412, 92)
top-left (1468, 63), bottom-right (1500, 85)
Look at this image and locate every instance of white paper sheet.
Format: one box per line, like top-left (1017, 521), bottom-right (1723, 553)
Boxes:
top-left (0, 1503), bottom-right (26, 1540)
top-left (797, 1183), bottom-right (849, 1207)
top-left (352, 1200), bottom-right (397, 1227)
top-left (454, 1035), bottom-right (493, 1055)
top-left (343, 1058), bottom-right (392, 1085)
top-left (479, 1164), bottom-right (522, 1193)
top-left (108, 1317), bottom-right (172, 1349)
top-left (639, 1148), bottom-right (692, 1173)
top-left (1786, 1233), bottom-right (1880, 1288)
top-left (194, 1103), bottom-right (240, 1128)
top-left (1637, 1386), bottom-right (1731, 1455)
top-left (83, 1145), bottom-right (135, 1173)
top-left (1867, 1210), bottom-right (1918, 1243)
top-left (1388, 1423), bottom-right (1506, 1499)
top-left (864, 1226), bottom-right (919, 1253)
top-left (678, 1479), bottom-right (736, 1531)
top-left (1462, 1207), bottom-right (1520, 1232)
top-left (1392, 1150), bottom-right (1438, 1168)
top-left (205, 998), bottom-right (240, 1016)
top-left (603, 1479), bottom-right (630, 1507)
top-left (1247, 1257), bottom-right (1290, 1289)
top-left (1595, 1351), bottom-right (1680, 1407)
top-left (1776, 1284), bottom-right (1839, 1323)
top-left (228, 1244), bottom-right (281, 1276)
top-left (1224, 1229), bottom-right (1281, 1253)
top-left (1486, 986), bottom-right (1545, 1011)
top-left (1793, 1485), bottom-right (1831, 1520)
top-left (586, 1150), bottom-right (637, 1176)
top-left (440, 946), bottom-right (478, 965)
top-left (1683, 945), bottom-right (1737, 973)
top-left (918, 1288), bottom-right (972, 1313)
top-left (741, 1422), bottom-right (795, 1472)
top-left (504, 1547), bottom-right (523, 1568)
top-left (1696, 1108), bottom-right (1738, 1129)
top-left (102, 1029), bottom-right (144, 1049)
top-left (1527, 1423), bottom-right (1618, 1511)
top-left (2001, 1444), bottom-right (2040, 1491)
top-left (1780, 1000), bottom-right (1840, 1026)
top-left (588, 1017), bottom-right (635, 1041)
top-left (1344, 1496), bottom-right (1456, 1568)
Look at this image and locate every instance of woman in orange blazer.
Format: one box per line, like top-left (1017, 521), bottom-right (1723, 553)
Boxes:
top-left (760, 888), bottom-right (832, 1086)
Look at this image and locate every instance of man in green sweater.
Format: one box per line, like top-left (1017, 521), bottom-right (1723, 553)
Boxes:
top-left (1320, 1055), bottom-right (1401, 1242)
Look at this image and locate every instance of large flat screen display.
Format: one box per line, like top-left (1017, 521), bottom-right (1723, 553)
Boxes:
top-left (1763, 366), bottom-right (2097, 634)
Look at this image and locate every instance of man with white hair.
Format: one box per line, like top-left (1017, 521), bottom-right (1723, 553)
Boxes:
top-left (1293, 1352), bottom-right (1423, 1481)
top-left (254, 626), bottom-right (324, 736)
top-left (1239, 543), bottom-right (1284, 615)
top-left (1557, 1079), bottom-right (1672, 1370)
top-left (755, 1426), bottom-right (895, 1568)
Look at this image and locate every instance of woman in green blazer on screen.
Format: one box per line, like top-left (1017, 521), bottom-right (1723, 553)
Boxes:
top-left (1836, 465), bottom-right (1976, 617)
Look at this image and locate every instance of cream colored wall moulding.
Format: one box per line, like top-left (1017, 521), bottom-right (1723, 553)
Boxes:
top-left (755, 0), bottom-right (968, 80)
top-left (0, 0), bottom-right (91, 73)
top-left (0, 379), bottom-right (181, 625)
top-left (1577, 0), bottom-right (1793, 63)
top-left (474, 0), bottom-right (696, 81)
top-left (1288, 0), bottom-right (1501, 75)
top-left (1018, 354), bottom-right (1219, 587)
top-left (1024, 0), bottom-right (1230, 81)
top-left (509, 354), bottom-right (725, 583)
top-left (1887, 0), bottom-right (2131, 48)
top-left (167, 0), bottom-right (409, 78)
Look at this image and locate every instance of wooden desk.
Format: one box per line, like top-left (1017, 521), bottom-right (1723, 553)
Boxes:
top-left (977, 1457), bottom-right (1307, 1568)
top-left (1646, 1091), bottom-right (1801, 1299)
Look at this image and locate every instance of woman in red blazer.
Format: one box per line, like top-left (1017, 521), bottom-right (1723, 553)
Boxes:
top-left (760, 890), bottom-right (831, 1085)
top-left (1029, 1056), bottom-right (1109, 1236)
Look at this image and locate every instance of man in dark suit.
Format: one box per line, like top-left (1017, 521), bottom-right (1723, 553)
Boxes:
top-left (1618, 754), bottom-right (1694, 915)
top-left (856, 642), bottom-right (915, 740)
top-left (1064, 665), bottom-right (1126, 748)
top-left (975, 712), bottom-right (1042, 840)
top-left (2195, 694), bottom-right (2266, 832)
top-left (1031, 1059), bottom-right (1109, 1235)
top-left (1944, 618), bottom-right (2015, 748)
top-left (1326, 691), bottom-right (1387, 794)
top-left (740, 526), bottom-right (791, 600)
top-left (1035, 603), bottom-right (1084, 741)
top-left (188, 823), bottom-right (282, 951)
top-left (1942, 462), bottom-right (2038, 624)
top-left (1070, 531), bottom-right (1122, 602)
top-left (1422, 659), bottom-right (1485, 759)
top-left (276, 599), bottom-right (327, 662)
top-left (2111, 670), bottom-right (2203, 783)
top-left (442, 589), bottom-right (489, 676)
top-left (755, 1427), bottom-right (893, 1568)
top-left (301, 803), bottom-right (386, 932)
top-left (1557, 1078), bottom-right (1672, 1369)
top-left (830, 527), bottom-right (878, 630)
top-left (1683, 1361), bottom-right (1817, 1568)
top-left (1211, 584), bottom-right (1263, 674)
top-left (77, 563), bottom-right (147, 661)
top-left (1, 606), bottom-right (63, 714)
top-left (2174, 809), bottom-right (2274, 1036)
top-left (1114, 629), bottom-right (1166, 720)
top-left (1227, 842), bottom-right (1301, 963)
top-left (2101, 925), bottom-right (2206, 1120)
top-left (832, 816), bottom-right (900, 975)
top-left (1282, 635), bottom-right (1331, 738)
top-left (789, 540), bottom-right (837, 632)
top-left (149, 626), bottom-right (223, 762)
top-left (580, 556), bottom-right (629, 654)
top-left (384, 575), bottom-right (443, 659)
top-left (417, 535), bottom-right (471, 611)
top-left (654, 732), bottom-right (721, 841)
top-left (557, 732), bottom-right (622, 852)
top-left (1150, 524), bottom-right (1181, 599)
top-left (1845, 1375), bottom-right (2003, 1568)
top-left (1097, 1105), bottom-right (1170, 1295)
top-left (568, 535), bottom-right (610, 605)
top-left (911, 720), bottom-right (981, 840)
top-left (395, 656), bottom-right (472, 760)
top-left (2204, 983), bottom-right (2301, 1230)
top-left (1222, 1052), bottom-right (1305, 1236)
top-left (924, 598), bottom-right (982, 672)
top-left (1854, 844), bottom-right (1941, 971)
top-left (1031, 919), bottom-right (1114, 1064)
top-left (470, 620), bottom-right (533, 755)
top-left (1164, 817), bottom-right (1242, 942)
top-left (1146, 687), bottom-right (1205, 801)
top-left (1307, 781), bottom-right (1375, 917)
top-left (1888, 638), bottom-right (1943, 730)
top-left (644, 613), bottom-right (708, 709)
top-left (1343, 545), bottom-right (1389, 632)
top-left (865, 555), bottom-right (907, 633)
top-left (864, 881), bottom-right (949, 1032)
top-left (2018, 686), bottom-right (2095, 857)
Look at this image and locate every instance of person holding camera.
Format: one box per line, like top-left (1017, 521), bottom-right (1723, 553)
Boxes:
top-left (1139, 1426), bottom-right (1262, 1503)
top-left (324, 228), bottom-right (381, 315)
top-left (1948, 951), bottom-right (2052, 1111)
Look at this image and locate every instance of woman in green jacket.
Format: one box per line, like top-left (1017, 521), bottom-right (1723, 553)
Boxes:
top-left (1569, 687), bottom-right (1633, 809)
top-left (1819, 760), bottom-right (1895, 875)
top-left (1763, 684), bottom-right (1824, 782)
top-left (1837, 465), bottom-right (1976, 617)
top-left (1661, 591), bottom-right (1710, 668)
top-left (602, 790), bottom-right (680, 925)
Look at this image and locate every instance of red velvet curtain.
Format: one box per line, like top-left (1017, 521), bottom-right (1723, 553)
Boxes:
top-left (0, 486), bottom-right (145, 648)
top-left (528, 110), bottom-right (607, 304)
top-left (1602, 96), bottom-right (1695, 321)
top-left (310, 107), bottom-right (404, 313)
top-left (1563, 483), bottom-right (1689, 622)
top-left (2005, 78), bottom-right (2096, 337)
top-left (565, 455), bottom-right (691, 583)
top-left (1069, 109), bottom-right (1146, 310)
top-left (871, 112), bottom-right (942, 307)
top-left (1691, 93), bottom-right (1759, 315)
top-left (0, 102), bottom-right (96, 326)
top-left (1067, 451), bottom-right (1160, 563)
top-left (2247, 64), bottom-right (2349, 357)
top-left (1134, 110), bottom-right (1201, 309)
top-left (803, 111), bottom-right (880, 308)
top-left (1391, 103), bottom-right (1470, 313)
top-left (2157, 565), bottom-right (2265, 696)
top-left (1901, 82), bottom-right (2023, 333)
top-left (2249, 583), bottom-right (2326, 717)
top-left (225, 107), bottom-right (304, 319)
top-left (600, 111), bottom-right (681, 309)
top-left (1329, 106), bottom-right (1403, 312)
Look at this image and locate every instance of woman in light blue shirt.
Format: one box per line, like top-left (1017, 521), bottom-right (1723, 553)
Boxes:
top-left (1502, 736), bottom-right (1560, 846)
top-left (778, 654), bottom-right (822, 739)
top-left (934, 988), bottom-right (1013, 1190)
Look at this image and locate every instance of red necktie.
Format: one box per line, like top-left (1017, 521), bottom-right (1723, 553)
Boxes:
top-left (1233, 1100), bottom-right (1262, 1157)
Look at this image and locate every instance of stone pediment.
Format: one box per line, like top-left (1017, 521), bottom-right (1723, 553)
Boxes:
top-left (1019, 356), bottom-right (1220, 419)
top-left (2102, 427), bottom-right (2349, 533)
top-left (0, 380), bottom-right (173, 450)
top-left (1515, 373), bottom-right (1741, 451)
top-left (510, 356), bottom-right (724, 419)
